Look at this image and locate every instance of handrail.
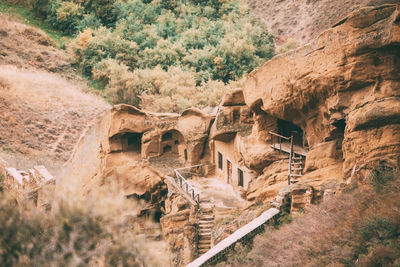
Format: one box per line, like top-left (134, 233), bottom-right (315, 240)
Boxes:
top-left (269, 131), bottom-right (291, 140)
top-left (187, 208), bottom-right (280, 267)
top-left (288, 136), bottom-right (294, 185)
top-left (174, 168), bottom-right (201, 206)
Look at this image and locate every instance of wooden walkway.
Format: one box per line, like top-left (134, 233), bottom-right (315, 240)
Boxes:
top-left (271, 142), bottom-right (307, 156)
top-left (187, 208), bottom-right (280, 267)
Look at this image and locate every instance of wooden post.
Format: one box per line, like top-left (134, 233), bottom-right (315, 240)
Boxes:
top-left (288, 136), bottom-right (293, 185)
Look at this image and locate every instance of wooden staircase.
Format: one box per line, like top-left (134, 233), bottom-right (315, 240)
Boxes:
top-left (269, 131), bottom-right (306, 185)
top-left (288, 140), bottom-right (304, 184)
top-left (197, 200), bottom-right (215, 256)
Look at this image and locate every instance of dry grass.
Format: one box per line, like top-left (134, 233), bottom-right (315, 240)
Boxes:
top-left (0, 175), bottom-right (170, 267)
top-left (221, 168), bottom-right (400, 266)
top-left (0, 14), bottom-right (110, 172)
top-left (0, 14), bottom-right (70, 74)
top-left (246, 0), bottom-right (398, 45)
top-left (0, 65), bottom-right (109, 172)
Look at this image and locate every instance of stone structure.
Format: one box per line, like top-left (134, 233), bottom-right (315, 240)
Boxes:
top-left (243, 4), bottom-right (400, 206)
top-left (0, 157), bottom-right (55, 209)
top-left (209, 88), bottom-right (255, 191)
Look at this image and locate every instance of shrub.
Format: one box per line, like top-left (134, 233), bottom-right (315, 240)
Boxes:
top-left (46, 1), bottom-right (84, 35)
top-left (0, 193), bottom-right (155, 266)
top-left (369, 164), bottom-right (396, 191)
top-left (71, 27), bottom-right (139, 76)
top-left (41, 0), bottom-right (275, 111)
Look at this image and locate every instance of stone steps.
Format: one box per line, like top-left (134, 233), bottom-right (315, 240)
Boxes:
top-left (197, 204), bottom-right (215, 256)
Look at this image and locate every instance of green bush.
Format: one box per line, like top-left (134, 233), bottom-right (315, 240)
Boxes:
top-left (39, 0), bottom-right (275, 111)
top-left (46, 1), bottom-right (84, 35)
top-left (71, 27), bottom-right (139, 76)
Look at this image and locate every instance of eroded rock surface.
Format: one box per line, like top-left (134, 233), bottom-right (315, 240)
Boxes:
top-left (244, 4), bottom-right (400, 204)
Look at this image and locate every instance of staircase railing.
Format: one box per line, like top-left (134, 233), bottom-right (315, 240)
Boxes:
top-left (187, 208), bottom-right (280, 267)
top-left (269, 131), bottom-right (291, 153)
top-left (269, 131), bottom-right (304, 184)
top-left (288, 135), bottom-right (294, 185)
top-left (173, 166), bottom-right (202, 207)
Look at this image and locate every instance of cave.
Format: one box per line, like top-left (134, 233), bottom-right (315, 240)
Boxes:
top-left (163, 145), bottom-right (172, 153)
top-left (277, 119), bottom-right (304, 147)
top-left (160, 129), bottom-right (186, 158)
top-left (109, 132), bottom-right (143, 153)
top-left (125, 133), bottom-right (142, 152)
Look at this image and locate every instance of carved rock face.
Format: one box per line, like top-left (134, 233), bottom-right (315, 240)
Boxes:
top-left (243, 4), bottom-right (400, 203)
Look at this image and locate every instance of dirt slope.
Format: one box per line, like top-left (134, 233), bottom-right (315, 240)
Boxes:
top-left (0, 14), bottom-right (110, 174)
top-left (246, 0), bottom-right (398, 45)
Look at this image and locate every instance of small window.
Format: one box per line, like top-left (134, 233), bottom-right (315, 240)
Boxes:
top-left (238, 168), bottom-right (244, 187)
top-left (184, 149), bottom-right (188, 160)
top-left (162, 132), bottom-right (173, 141)
top-left (218, 152), bottom-right (223, 170)
top-left (174, 140), bottom-right (179, 145)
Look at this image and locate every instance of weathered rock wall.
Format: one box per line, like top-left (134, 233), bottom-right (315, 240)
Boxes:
top-left (243, 4), bottom-right (400, 204)
top-left (244, 4), bottom-right (400, 177)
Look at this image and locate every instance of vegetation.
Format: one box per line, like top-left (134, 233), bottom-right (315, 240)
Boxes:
top-left (0, 186), bottom-right (164, 266)
top-left (0, 1), bottom-right (69, 47)
top-left (2, 0), bottom-right (274, 112)
top-left (219, 166), bottom-right (400, 266)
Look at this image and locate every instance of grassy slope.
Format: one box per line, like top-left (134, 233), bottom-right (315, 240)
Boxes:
top-left (219, 171), bottom-right (400, 266)
top-left (0, 11), bottom-right (110, 174)
top-left (0, 1), bottom-right (69, 47)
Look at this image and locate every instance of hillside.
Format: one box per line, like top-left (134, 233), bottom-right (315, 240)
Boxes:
top-left (0, 14), bottom-right (110, 175)
top-left (220, 170), bottom-right (400, 266)
top-left (247, 0), bottom-right (398, 45)
top-left (0, 1), bottom-right (399, 267)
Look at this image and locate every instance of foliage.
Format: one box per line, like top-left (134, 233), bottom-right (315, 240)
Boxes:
top-left (0, 176), bottom-right (167, 267)
top-left (92, 58), bottom-right (237, 112)
top-left (220, 166), bottom-right (400, 266)
top-left (276, 38), bottom-right (299, 54)
top-left (66, 0), bottom-right (274, 111)
top-left (3, 0), bottom-right (275, 112)
top-left (46, 0), bottom-right (84, 35)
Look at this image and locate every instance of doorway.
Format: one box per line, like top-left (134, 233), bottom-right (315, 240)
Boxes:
top-left (277, 119), bottom-right (303, 147)
top-left (226, 160), bottom-right (232, 184)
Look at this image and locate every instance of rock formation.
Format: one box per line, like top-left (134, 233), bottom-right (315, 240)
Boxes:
top-left (58, 4), bottom-right (400, 265)
top-left (243, 4), bottom-right (400, 205)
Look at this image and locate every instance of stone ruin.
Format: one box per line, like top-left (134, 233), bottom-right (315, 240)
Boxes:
top-left (0, 158), bottom-right (55, 209)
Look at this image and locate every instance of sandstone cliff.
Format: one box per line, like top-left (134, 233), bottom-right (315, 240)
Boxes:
top-left (243, 4), bottom-right (400, 205)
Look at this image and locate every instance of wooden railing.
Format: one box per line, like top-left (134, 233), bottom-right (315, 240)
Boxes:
top-left (187, 208), bottom-right (280, 267)
top-left (269, 131), bottom-right (304, 185)
top-left (269, 131), bottom-right (291, 153)
top-left (174, 166), bottom-right (202, 206)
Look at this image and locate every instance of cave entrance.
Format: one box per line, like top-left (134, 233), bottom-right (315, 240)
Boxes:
top-left (277, 119), bottom-right (304, 147)
top-left (124, 133), bottom-right (142, 153)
